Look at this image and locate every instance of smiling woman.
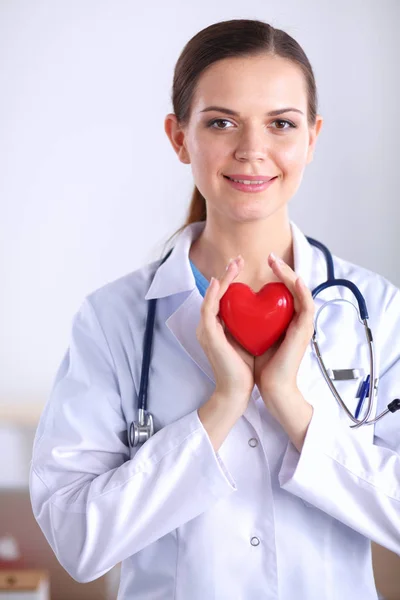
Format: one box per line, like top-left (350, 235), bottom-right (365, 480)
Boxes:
top-left (164, 22), bottom-right (323, 289)
top-left (30, 17), bottom-right (400, 600)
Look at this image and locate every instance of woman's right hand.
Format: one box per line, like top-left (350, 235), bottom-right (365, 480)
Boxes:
top-left (196, 255), bottom-right (255, 402)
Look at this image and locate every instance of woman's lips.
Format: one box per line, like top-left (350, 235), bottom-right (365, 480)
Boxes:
top-left (223, 175), bottom-right (278, 193)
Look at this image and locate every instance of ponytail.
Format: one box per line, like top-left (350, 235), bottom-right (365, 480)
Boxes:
top-left (161, 186), bottom-right (206, 257)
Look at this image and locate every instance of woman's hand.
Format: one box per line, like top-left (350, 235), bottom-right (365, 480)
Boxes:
top-left (254, 253), bottom-right (315, 402)
top-left (196, 255), bottom-right (255, 402)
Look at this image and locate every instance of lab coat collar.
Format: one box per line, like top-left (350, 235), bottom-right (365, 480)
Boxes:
top-left (145, 219), bottom-right (321, 301)
top-left (145, 221), bottom-right (203, 301)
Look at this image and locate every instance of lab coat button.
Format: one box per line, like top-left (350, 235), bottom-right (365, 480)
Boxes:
top-left (248, 437), bottom-right (258, 447)
top-left (250, 537), bottom-right (260, 546)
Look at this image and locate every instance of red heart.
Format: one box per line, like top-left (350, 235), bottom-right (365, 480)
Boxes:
top-left (219, 282), bottom-right (295, 356)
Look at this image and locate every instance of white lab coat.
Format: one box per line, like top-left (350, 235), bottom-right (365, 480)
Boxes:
top-left (29, 220), bottom-right (400, 600)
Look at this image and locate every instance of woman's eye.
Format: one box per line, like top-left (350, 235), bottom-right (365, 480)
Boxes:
top-left (208, 119), bottom-right (233, 129)
top-left (271, 119), bottom-right (296, 130)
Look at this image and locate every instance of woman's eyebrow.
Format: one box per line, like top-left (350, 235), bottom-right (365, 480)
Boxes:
top-left (200, 106), bottom-right (304, 117)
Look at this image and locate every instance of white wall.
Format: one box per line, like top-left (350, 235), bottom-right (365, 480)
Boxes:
top-left (1, 0), bottom-right (399, 458)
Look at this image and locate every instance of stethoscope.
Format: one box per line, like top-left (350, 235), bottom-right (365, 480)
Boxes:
top-left (129, 237), bottom-right (400, 447)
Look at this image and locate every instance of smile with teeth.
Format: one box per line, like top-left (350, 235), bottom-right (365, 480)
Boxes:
top-left (225, 175), bottom-right (276, 185)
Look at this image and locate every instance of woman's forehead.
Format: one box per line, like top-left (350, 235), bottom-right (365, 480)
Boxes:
top-left (193, 56), bottom-right (308, 116)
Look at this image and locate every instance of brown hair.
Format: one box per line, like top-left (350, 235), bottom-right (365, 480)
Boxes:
top-left (162, 18), bottom-right (318, 255)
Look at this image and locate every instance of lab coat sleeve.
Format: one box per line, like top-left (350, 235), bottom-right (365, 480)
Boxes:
top-left (29, 298), bottom-right (237, 583)
top-left (278, 285), bottom-right (400, 556)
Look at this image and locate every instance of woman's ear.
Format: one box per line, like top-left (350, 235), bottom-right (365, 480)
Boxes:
top-left (164, 114), bottom-right (191, 164)
top-left (306, 115), bottom-right (323, 164)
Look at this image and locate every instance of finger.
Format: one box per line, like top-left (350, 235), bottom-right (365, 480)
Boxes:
top-left (284, 277), bottom-right (315, 343)
top-left (294, 276), bottom-right (315, 329)
top-left (268, 253), bottom-right (297, 292)
top-left (199, 280), bottom-right (226, 346)
top-left (200, 256), bottom-right (243, 343)
top-left (202, 276), bottom-right (221, 324)
top-left (218, 255), bottom-right (243, 296)
top-left (268, 253), bottom-right (308, 313)
top-left (201, 275), bottom-right (239, 348)
top-left (209, 255), bottom-right (243, 315)
top-left (201, 258), bottom-right (240, 327)
top-left (296, 277), bottom-right (314, 311)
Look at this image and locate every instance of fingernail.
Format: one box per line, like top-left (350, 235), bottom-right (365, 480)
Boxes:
top-left (226, 256), bottom-right (239, 270)
top-left (270, 252), bottom-right (283, 264)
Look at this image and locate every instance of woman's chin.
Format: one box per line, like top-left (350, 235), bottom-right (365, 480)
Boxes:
top-left (227, 199), bottom-right (281, 221)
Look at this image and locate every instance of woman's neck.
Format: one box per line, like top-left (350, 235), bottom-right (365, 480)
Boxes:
top-left (189, 212), bottom-right (294, 293)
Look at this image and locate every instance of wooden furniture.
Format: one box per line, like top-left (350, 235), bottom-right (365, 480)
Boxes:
top-left (0, 569), bottom-right (49, 599)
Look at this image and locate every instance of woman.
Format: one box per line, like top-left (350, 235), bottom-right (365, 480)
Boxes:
top-left (30, 19), bottom-right (400, 599)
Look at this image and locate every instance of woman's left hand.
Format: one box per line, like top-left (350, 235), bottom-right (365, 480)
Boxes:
top-left (254, 253), bottom-right (315, 403)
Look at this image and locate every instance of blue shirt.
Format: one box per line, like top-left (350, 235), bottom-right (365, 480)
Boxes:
top-left (189, 260), bottom-right (209, 298)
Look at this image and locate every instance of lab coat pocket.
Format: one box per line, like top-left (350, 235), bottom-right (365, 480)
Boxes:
top-left (308, 333), bottom-right (375, 443)
top-left (331, 378), bottom-right (365, 419)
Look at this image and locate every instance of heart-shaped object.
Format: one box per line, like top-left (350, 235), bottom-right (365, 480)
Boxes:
top-left (219, 282), bottom-right (295, 356)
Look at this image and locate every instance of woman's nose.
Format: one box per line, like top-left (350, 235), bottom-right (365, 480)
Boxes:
top-left (235, 148), bottom-right (266, 162)
top-left (234, 131), bottom-right (270, 162)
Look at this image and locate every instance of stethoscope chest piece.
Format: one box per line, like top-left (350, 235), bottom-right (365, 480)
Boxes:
top-left (130, 409), bottom-right (154, 447)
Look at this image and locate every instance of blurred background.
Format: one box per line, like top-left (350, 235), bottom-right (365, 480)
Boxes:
top-left (1, 0), bottom-right (399, 598)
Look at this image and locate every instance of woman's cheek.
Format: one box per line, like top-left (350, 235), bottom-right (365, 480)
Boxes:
top-left (189, 155), bottom-right (221, 201)
top-left (196, 148), bottom-right (223, 181)
top-left (191, 154), bottom-right (215, 186)
top-left (274, 142), bottom-right (308, 201)
top-left (279, 138), bottom-right (309, 177)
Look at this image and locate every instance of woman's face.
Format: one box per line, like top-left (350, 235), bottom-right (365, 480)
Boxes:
top-left (175, 54), bottom-right (322, 223)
